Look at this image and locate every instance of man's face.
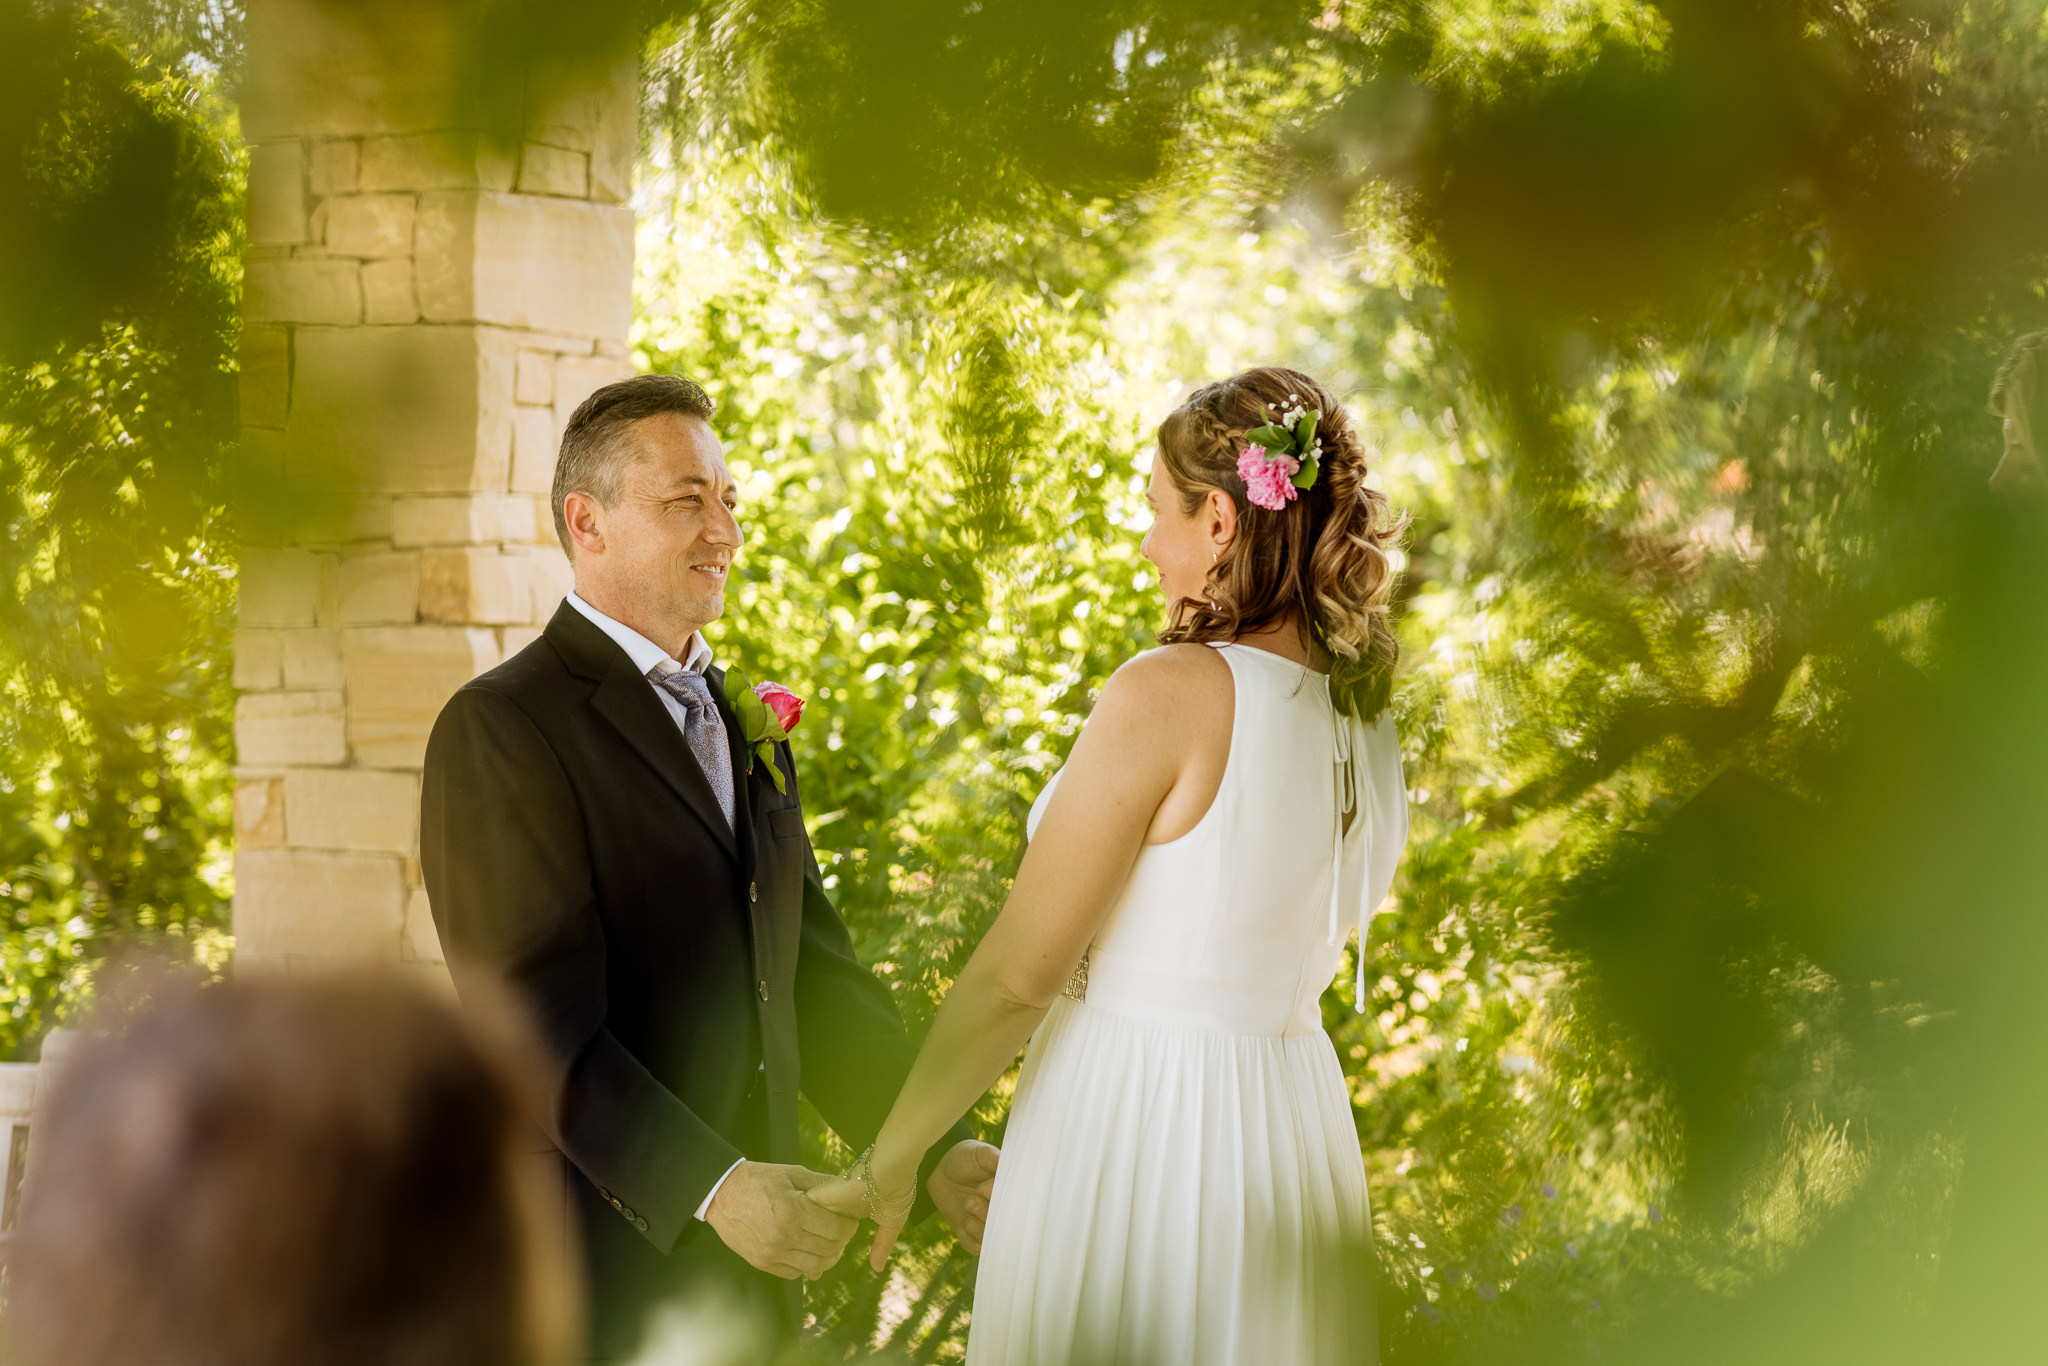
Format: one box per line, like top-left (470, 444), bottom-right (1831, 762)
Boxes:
top-left (577, 412), bottom-right (742, 652)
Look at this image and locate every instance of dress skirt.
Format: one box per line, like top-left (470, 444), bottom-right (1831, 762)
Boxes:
top-left (965, 995), bottom-right (1377, 1366)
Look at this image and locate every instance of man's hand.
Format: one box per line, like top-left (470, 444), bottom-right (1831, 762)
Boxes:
top-left (928, 1140), bottom-right (1001, 1255)
top-left (703, 1161), bottom-right (858, 1281)
top-left (808, 1139), bottom-right (1001, 1271)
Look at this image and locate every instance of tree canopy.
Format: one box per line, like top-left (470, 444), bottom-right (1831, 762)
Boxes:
top-left (0, 0), bottom-right (241, 1054)
top-left (8, 1), bottom-right (2048, 1361)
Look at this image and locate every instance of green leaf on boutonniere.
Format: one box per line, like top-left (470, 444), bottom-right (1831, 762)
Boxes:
top-left (754, 740), bottom-right (786, 793)
top-left (721, 666), bottom-right (749, 711)
top-left (1244, 423), bottom-right (1295, 452)
top-left (720, 667), bottom-right (788, 788)
top-left (1290, 453), bottom-right (1320, 489)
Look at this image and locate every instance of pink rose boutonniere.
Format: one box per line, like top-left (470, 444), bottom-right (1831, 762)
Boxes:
top-left (720, 670), bottom-right (806, 794)
top-left (754, 681), bottom-right (804, 733)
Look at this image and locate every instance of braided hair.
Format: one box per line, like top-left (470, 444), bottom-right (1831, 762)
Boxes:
top-left (1155, 366), bottom-right (1405, 721)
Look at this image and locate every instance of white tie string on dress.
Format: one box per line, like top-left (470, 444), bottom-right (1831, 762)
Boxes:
top-left (1328, 685), bottom-right (1369, 1014)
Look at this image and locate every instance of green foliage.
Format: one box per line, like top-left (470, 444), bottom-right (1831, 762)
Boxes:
top-left (633, 2), bottom-right (2048, 1361)
top-left (639, 32), bottom-right (1181, 1346)
top-left (0, 0), bottom-right (242, 1057)
top-left (8, 1), bottom-right (2048, 1362)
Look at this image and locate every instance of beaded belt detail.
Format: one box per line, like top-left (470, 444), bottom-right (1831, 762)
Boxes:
top-left (1062, 953), bottom-right (1089, 1002)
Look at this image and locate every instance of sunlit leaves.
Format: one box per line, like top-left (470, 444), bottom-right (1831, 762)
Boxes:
top-left (0, 3), bottom-right (239, 1056)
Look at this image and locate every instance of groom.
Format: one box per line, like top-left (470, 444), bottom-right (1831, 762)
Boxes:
top-left (421, 374), bottom-right (996, 1358)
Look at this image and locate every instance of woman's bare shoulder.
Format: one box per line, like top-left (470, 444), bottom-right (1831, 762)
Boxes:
top-left (1091, 644), bottom-right (1233, 733)
top-left (1113, 642), bottom-right (1230, 684)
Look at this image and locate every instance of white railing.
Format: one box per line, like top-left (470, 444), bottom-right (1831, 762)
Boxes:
top-left (0, 1060), bottom-right (34, 1233)
top-left (0, 1029), bottom-right (80, 1242)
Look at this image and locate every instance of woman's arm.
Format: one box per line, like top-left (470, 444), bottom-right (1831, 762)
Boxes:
top-left (814, 645), bottom-right (1231, 1267)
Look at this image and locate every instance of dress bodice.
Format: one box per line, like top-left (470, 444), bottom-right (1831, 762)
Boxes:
top-left (1027, 643), bottom-right (1407, 1037)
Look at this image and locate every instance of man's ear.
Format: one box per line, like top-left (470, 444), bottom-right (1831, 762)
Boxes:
top-left (1204, 487), bottom-right (1238, 556)
top-left (563, 491), bottom-right (606, 559)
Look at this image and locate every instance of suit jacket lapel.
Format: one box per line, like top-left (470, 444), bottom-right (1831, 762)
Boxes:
top-left (549, 605), bottom-right (741, 865)
top-left (710, 664), bottom-right (758, 884)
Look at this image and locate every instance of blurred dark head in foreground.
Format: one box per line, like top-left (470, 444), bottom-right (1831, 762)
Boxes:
top-left (6, 971), bottom-right (577, 1366)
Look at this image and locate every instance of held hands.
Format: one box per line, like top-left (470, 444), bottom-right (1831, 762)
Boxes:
top-left (808, 1146), bottom-right (916, 1273)
top-left (702, 1161), bottom-right (858, 1281)
top-left (810, 1139), bottom-right (1001, 1271)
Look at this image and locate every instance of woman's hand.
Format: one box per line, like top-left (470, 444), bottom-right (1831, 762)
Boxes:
top-left (860, 1148), bottom-right (921, 1270)
top-left (805, 1174), bottom-right (869, 1223)
top-left (811, 1146), bottom-right (922, 1272)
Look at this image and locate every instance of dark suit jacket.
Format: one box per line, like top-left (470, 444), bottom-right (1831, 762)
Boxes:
top-left (421, 602), bottom-right (956, 1356)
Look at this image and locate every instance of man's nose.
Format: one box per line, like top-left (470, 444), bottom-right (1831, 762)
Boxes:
top-left (708, 499), bottom-right (744, 546)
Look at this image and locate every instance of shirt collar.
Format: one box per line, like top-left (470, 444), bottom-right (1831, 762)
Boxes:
top-left (565, 593), bottom-right (713, 678)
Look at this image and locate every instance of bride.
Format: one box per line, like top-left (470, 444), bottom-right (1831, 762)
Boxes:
top-left (817, 366), bottom-right (1409, 1365)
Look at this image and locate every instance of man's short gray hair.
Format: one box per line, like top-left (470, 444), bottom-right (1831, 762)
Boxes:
top-left (551, 374), bottom-right (718, 556)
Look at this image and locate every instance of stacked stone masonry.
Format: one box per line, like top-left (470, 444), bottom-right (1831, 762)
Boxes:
top-left (234, 0), bottom-right (638, 977)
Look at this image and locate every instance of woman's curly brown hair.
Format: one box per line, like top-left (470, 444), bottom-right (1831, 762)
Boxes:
top-left (1155, 365), bottom-right (1405, 721)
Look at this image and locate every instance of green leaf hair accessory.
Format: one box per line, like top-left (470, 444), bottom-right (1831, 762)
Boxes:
top-left (1236, 397), bottom-right (1324, 510)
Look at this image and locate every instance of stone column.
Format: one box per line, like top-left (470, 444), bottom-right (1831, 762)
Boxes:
top-left (231, 0), bottom-right (638, 977)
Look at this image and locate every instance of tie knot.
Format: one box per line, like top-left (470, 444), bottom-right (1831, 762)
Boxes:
top-left (654, 668), bottom-right (715, 713)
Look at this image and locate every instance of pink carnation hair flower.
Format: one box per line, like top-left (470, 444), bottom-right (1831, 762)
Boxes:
top-left (1237, 444), bottom-right (1300, 511)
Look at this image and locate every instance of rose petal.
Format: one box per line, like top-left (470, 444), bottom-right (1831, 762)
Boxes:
top-left (753, 681), bottom-right (804, 732)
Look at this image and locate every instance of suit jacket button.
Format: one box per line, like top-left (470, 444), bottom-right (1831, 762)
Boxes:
top-left (634, 1216), bottom-right (650, 1232)
top-left (757, 979), bottom-right (769, 1002)
top-left (598, 1187), bottom-right (612, 1201)
top-left (749, 881), bottom-right (758, 903)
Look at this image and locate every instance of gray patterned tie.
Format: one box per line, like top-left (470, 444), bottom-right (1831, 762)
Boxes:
top-left (652, 668), bottom-right (735, 832)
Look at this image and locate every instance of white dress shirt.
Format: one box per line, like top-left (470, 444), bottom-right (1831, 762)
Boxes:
top-left (563, 592), bottom-right (746, 1221)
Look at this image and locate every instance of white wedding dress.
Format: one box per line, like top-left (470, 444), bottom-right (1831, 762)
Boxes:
top-left (965, 642), bottom-right (1409, 1366)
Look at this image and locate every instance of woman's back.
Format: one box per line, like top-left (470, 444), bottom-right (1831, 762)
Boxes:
top-left (1034, 642), bottom-right (1404, 1037)
top-left (976, 641), bottom-right (1406, 1365)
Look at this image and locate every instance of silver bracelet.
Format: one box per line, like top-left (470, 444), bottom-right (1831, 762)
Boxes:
top-left (843, 1143), bottom-right (916, 1223)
